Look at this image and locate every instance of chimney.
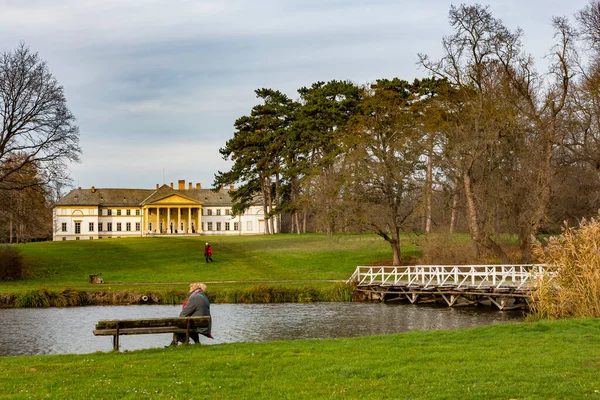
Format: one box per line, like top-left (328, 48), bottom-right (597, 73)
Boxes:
top-left (91, 186), bottom-right (96, 193)
top-left (188, 182), bottom-right (192, 190)
top-left (196, 183), bottom-right (201, 189)
top-left (170, 182), bottom-right (173, 189)
top-left (178, 180), bottom-right (185, 190)
top-left (230, 185), bottom-right (235, 191)
top-left (156, 184), bottom-right (159, 190)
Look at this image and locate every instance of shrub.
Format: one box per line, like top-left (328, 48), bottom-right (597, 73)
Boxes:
top-left (0, 245), bottom-right (23, 281)
top-left (530, 217), bottom-right (600, 319)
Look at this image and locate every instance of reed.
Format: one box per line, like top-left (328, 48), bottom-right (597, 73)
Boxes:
top-left (208, 283), bottom-right (353, 304)
top-left (160, 288), bottom-right (187, 304)
top-left (530, 217), bottom-right (600, 319)
top-left (14, 288), bottom-right (89, 307)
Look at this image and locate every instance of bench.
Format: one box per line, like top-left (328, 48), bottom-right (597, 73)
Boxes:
top-left (93, 316), bottom-right (211, 351)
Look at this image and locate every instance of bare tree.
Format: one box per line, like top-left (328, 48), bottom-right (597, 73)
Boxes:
top-left (0, 43), bottom-right (80, 192)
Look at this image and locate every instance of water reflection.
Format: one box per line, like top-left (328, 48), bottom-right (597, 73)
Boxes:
top-left (0, 303), bottom-right (523, 356)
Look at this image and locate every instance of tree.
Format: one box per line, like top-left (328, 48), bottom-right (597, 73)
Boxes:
top-left (419, 4), bottom-right (575, 262)
top-left (294, 80), bottom-right (361, 234)
top-left (214, 89), bottom-right (296, 234)
top-left (341, 78), bottom-right (431, 265)
top-left (0, 43), bottom-right (80, 192)
top-left (0, 155), bottom-right (51, 243)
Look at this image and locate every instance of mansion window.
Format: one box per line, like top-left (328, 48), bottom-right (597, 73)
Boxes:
top-left (225, 222), bottom-right (230, 231)
top-left (135, 222), bottom-right (140, 231)
top-left (126, 209), bottom-right (131, 216)
top-left (89, 222), bottom-right (94, 232)
top-left (234, 222), bottom-right (239, 231)
top-left (61, 223), bottom-right (67, 232)
top-left (225, 209), bottom-right (230, 215)
top-left (207, 222), bottom-right (213, 231)
top-left (98, 222), bottom-right (103, 232)
top-left (117, 209), bottom-right (121, 216)
top-left (126, 222), bottom-right (131, 231)
top-left (216, 209), bottom-right (221, 216)
top-left (216, 222), bottom-right (221, 231)
top-left (107, 209), bottom-right (112, 216)
top-left (135, 209), bottom-right (140, 216)
top-left (107, 222), bottom-right (113, 232)
top-left (207, 209), bottom-right (212, 216)
top-left (247, 221), bottom-right (252, 231)
top-left (180, 223), bottom-right (184, 232)
top-left (75, 222), bottom-right (81, 234)
top-left (148, 222), bottom-right (152, 231)
top-left (117, 223), bottom-right (122, 232)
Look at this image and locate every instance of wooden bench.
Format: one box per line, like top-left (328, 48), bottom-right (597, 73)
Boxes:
top-left (93, 316), bottom-right (211, 351)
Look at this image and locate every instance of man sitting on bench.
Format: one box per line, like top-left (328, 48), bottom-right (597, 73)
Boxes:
top-left (167, 282), bottom-right (212, 346)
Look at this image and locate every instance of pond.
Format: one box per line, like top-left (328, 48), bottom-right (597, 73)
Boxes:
top-left (0, 302), bottom-right (524, 356)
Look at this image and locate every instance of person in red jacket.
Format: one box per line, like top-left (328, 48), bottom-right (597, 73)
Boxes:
top-left (204, 242), bottom-right (213, 263)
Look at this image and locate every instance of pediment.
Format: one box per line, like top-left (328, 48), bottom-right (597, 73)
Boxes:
top-left (149, 194), bottom-right (201, 205)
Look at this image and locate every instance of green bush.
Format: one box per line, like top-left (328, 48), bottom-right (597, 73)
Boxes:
top-left (0, 245), bottom-right (23, 281)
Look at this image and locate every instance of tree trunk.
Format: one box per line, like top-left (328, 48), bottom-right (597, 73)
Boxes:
top-left (463, 170), bottom-right (480, 259)
top-left (302, 210), bottom-right (307, 233)
top-left (295, 212), bottom-right (301, 235)
top-left (463, 169), bottom-right (509, 262)
top-left (261, 177), bottom-right (270, 235)
top-left (424, 134), bottom-right (434, 233)
top-left (449, 190), bottom-right (458, 234)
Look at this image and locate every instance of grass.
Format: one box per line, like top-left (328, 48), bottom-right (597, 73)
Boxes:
top-left (0, 233), bottom-right (411, 294)
top-left (1, 318), bottom-right (599, 399)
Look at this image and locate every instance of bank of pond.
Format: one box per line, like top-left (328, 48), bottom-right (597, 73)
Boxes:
top-left (0, 283), bottom-right (354, 308)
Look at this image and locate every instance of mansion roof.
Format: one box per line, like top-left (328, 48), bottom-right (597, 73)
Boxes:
top-left (54, 184), bottom-right (234, 207)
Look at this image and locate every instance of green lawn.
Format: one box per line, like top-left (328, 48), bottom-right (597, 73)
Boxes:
top-left (1, 234), bottom-right (416, 293)
top-left (1, 318), bottom-right (598, 399)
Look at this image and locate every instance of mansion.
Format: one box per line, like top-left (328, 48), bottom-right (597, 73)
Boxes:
top-left (52, 180), bottom-right (271, 241)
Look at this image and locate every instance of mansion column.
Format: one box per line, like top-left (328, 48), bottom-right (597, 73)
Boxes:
top-left (188, 208), bottom-right (191, 233)
top-left (155, 207), bottom-right (159, 233)
top-left (177, 207), bottom-right (181, 234)
top-left (197, 207), bottom-right (201, 233)
top-left (167, 207), bottom-right (171, 233)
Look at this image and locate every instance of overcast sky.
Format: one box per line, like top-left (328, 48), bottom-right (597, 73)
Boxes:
top-left (0, 0), bottom-right (590, 190)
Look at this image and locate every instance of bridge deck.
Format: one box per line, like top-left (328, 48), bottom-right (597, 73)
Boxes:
top-left (348, 265), bottom-right (550, 310)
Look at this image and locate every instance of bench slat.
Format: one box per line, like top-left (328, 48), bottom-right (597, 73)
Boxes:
top-left (94, 327), bottom-right (197, 336)
top-left (95, 317), bottom-right (209, 330)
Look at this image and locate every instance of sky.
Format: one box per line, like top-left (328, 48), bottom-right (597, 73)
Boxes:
top-left (0, 0), bottom-right (591, 190)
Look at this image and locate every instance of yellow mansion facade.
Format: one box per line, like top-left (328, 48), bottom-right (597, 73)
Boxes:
top-left (52, 180), bottom-right (271, 240)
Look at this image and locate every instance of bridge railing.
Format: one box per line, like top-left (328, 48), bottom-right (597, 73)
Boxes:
top-left (347, 264), bottom-right (551, 290)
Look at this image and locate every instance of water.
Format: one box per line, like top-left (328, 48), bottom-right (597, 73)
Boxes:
top-left (0, 303), bottom-right (523, 356)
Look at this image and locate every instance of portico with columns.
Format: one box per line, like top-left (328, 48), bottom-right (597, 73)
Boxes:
top-left (142, 194), bottom-right (203, 235)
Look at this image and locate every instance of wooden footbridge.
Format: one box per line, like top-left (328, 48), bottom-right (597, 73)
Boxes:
top-left (347, 265), bottom-right (550, 310)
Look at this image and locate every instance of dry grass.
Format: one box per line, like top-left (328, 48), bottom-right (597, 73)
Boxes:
top-left (531, 218), bottom-right (600, 319)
